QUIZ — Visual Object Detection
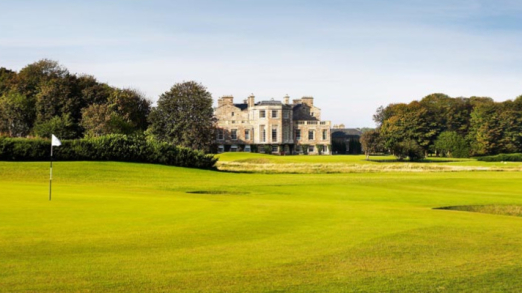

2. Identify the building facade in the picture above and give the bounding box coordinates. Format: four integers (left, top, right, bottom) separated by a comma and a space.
215, 95, 331, 154
331, 126, 363, 154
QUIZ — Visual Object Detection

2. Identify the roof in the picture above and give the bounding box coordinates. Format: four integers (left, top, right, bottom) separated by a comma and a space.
256, 100, 282, 106
234, 103, 248, 111
331, 128, 363, 138
292, 103, 318, 121
292, 103, 303, 110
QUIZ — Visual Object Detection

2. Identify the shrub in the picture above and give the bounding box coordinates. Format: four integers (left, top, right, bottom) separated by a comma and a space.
0, 135, 217, 169
0, 136, 49, 161
317, 144, 324, 155
302, 144, 309, 155
393, 139, 424, 162
434, 131, 470, 158
476, 153, 522, 162
263, 145, 272, 154
34, 114, 77, 139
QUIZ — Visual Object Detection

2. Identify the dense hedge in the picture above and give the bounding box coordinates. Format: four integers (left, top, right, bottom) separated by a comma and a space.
476, 153, 522, 162
0, 135, 217, 169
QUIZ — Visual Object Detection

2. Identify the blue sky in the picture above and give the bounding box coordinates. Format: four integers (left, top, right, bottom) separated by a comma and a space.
1, 0, 521, 127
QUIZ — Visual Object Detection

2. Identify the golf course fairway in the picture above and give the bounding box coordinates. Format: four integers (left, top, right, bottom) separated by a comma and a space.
1, 159, 522, 292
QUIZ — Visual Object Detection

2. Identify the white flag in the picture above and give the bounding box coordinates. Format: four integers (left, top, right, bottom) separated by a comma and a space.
51, 134, 62, 147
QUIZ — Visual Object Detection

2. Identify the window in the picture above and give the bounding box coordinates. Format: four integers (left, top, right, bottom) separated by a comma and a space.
309, 130, 314, 140
272, 145, 278, 153
218, 145, 224, 153
231, 129, 237, 140
272, 127, 277, 142
260, 110, 266, 118
260, 125, 266, 142
296, 129, 301, 140
244, 145, 251, 152
309, 145, 315, 153
231, 112, 235, 117
217, 129, 224, 140
245, 129, 250, 140
296, 145, 301, 153
283, 111, 289, 119
311, 112, 314, 116
322, 130, 327, 140
230, 145, 238, 152
272, 110, 278, 118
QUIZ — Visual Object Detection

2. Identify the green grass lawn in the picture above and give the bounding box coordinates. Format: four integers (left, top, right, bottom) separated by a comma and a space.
2, 159, 522, 292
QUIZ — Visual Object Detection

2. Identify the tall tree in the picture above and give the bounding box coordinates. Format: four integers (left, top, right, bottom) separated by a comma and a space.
360, 129, 382, 160
76, 75, 112, 106
379, 101, 431, 154
467, 102, 502, 155
433, 131, 470, 158
16, 59, 68, 99
0, 91, 35, 137
33, 114, 76, 139
81, 103, 135, 137
108, 88, 151, 131
0, 68, 17, 97
148, 81, 215, 152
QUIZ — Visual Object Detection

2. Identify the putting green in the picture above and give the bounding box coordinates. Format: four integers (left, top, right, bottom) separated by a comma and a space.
1, 160, 522, 292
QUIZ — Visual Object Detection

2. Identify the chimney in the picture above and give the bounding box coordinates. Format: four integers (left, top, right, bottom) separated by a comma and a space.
293, 99, 302, 105
301, 96, 314, 107
247, 94, 255, 108
283, 94, 290, 105
221, 95, 234, 105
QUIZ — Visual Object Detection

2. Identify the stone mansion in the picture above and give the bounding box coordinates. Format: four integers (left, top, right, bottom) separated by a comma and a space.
214, 95, 331, 154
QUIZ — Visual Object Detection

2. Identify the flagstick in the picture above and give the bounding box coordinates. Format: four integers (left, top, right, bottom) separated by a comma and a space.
49, 144, 53, 201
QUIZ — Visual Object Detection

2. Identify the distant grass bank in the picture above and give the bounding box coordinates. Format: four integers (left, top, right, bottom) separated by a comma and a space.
216, 153, 522, 173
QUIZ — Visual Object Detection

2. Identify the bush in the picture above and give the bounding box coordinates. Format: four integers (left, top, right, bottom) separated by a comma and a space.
434, 131, 470, 158
263, 145, 272, 154
316, 144, 323, 155
0, 135, 217, 169
476, 153, 522, 162
34, 114, 77, 139
0, 137, 49, 161
393, 139, 424, 162
302, 144, 309, 155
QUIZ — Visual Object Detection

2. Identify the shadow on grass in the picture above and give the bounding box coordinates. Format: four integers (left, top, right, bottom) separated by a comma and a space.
434, 205, 522, 217
186, 190, 250, 195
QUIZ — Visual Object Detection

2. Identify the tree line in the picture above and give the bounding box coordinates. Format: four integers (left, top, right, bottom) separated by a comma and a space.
0, 59, 215, 152
361, 93, 522, 160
